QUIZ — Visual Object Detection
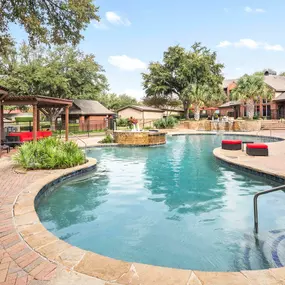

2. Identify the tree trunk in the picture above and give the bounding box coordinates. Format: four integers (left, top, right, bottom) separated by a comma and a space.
183, 101, 190, 120
246, 99, 255, 120
194, 104, 200, 121
49, 116, 57, 131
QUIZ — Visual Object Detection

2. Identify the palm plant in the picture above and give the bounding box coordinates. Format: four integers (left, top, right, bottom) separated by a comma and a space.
188, 85, 225, 121
231, 74, 273, 120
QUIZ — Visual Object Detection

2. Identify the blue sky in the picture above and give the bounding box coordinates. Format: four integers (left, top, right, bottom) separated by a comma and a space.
10, 0, 285, 99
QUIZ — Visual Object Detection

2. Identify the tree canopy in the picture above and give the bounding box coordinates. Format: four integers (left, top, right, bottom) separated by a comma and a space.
0, 43, 109, 128
0, 0, 99, 54
96, 93, 138, 111
142, 43, 224, 119
231, 74, 273, 119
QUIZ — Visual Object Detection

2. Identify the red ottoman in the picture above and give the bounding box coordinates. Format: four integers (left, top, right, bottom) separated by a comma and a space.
222, 140, 242, 150
246, 144, 268, 156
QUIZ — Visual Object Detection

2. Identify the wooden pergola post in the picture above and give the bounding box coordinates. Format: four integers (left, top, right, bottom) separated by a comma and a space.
33, 104, 37, 142
65, 106, 69, 141
0, 103, 3, 140
37, 109, 40, 131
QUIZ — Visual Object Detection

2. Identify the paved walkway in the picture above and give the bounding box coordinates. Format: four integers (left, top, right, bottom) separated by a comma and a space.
0, 158, 57, 284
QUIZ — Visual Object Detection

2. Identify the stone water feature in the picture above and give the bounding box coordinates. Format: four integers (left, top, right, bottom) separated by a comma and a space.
179, 120, 262, 132
114, 130, 166, 146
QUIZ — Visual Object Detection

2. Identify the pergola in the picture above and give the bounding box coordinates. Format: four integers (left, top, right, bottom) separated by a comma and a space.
0, 88, 73, 151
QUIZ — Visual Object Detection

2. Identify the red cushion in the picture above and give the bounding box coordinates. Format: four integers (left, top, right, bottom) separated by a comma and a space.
222, 140, 242, 145
247, 143, 268, 149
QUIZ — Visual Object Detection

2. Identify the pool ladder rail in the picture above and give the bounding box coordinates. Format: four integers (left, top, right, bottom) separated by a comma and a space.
254, 185, 285, 233
69, 132, 88, 157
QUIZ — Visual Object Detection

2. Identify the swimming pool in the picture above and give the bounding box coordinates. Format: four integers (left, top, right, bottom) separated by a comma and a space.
37, 135, 285, 272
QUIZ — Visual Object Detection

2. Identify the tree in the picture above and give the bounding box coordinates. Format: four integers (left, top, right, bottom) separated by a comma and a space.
189, 85, 225, 120
279, 72, 285, 76
231, 74, 273, 119
0, 0, 99, 55
142, 43, 224, 120
0, 43, 109, 129
96, 93, 138, 111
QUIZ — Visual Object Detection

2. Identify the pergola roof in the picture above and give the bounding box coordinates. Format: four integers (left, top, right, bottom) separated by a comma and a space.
1, 95, 73, 108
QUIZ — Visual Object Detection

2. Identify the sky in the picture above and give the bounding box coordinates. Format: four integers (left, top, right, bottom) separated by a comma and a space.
9, 0, 285, 100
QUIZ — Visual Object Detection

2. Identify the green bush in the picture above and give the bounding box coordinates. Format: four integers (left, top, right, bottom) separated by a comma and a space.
13, 137, 85, 170
116, 118, 129, 127
154, 116, 178, 129
15, 117, 33, 123
99, 134, 114, 144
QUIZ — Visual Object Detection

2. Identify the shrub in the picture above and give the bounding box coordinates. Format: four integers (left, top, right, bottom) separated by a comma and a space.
116, 118, 129, 127
15, 117, 33, 123
154, 116, 178, 129
13, 137, 85, 170
99, 134, 114, 144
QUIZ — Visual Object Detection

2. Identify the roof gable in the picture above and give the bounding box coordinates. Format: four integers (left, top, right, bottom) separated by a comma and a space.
71, 99, 114, 115
118, 105, 164, 112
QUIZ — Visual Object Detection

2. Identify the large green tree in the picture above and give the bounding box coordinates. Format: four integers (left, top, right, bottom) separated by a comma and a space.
142, 43, 224, 120
231, 74, 273, 119
0, 43, 109, 129
96, 93, 138, 111
0, 0, 99, 54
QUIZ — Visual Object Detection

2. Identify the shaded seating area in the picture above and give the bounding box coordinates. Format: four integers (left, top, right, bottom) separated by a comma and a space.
7, 131, 52, 143
221, 140, 242, 150
0, 88, 73, 157
246, 144, 269, 156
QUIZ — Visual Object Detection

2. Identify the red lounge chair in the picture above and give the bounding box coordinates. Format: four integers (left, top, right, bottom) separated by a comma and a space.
221, 140, 242, 150
246, 144, 268, 156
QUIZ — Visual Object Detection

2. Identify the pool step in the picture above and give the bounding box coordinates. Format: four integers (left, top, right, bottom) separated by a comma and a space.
239, 230, 285, 270
261, 229, 285, 268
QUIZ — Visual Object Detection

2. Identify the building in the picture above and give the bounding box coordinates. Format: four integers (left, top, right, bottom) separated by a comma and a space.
220, 71, 285, 119
117, 105, 164, 127
160, 106, 184, 117
61, 99, 114, 131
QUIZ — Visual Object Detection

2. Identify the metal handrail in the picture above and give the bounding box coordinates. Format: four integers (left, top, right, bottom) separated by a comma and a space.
254, 185, 285, 233
69, 132, 88, 154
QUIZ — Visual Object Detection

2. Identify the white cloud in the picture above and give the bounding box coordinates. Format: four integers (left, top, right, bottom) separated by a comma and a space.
264, 44, 284, 51
108, 55, 147, 71
93, 21, 109, 30
245, 6, 265, 13
217, 40, 232, 48
235, 39, 259, 49
124, 89, 145, 99
245, 6, 253, 13
256, 8, 265, 13
217, 39, 283, 51
106, 12, 131, 26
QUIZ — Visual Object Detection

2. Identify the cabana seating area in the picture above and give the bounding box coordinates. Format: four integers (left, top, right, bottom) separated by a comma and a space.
0, 87, 73, 157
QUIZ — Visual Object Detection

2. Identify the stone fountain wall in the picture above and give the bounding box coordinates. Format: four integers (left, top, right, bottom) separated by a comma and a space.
178, 120, 262, 132
114, 131, 166, 146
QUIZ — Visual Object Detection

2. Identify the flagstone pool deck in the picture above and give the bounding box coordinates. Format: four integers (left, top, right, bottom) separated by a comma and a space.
1, 130, 285, 284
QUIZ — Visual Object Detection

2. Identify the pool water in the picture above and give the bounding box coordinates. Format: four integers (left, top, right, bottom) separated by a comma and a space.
37, 135, 285, 272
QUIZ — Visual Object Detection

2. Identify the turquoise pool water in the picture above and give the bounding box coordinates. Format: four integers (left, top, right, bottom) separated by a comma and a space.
37, 135, 285, 272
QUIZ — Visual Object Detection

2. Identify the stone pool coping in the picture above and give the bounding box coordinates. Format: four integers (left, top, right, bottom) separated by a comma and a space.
213, 139, 285, 183
12, 141, 285, 284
